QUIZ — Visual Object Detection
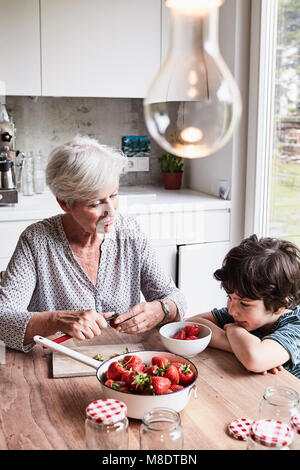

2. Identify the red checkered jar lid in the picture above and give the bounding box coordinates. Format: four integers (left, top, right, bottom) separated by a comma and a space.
250, 419, 293, 448
86, 399, 127, 425
228, 418, 254, 441
291, 413, 300, 435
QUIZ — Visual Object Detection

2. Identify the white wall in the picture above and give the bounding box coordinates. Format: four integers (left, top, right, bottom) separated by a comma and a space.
186, 0, 251, 246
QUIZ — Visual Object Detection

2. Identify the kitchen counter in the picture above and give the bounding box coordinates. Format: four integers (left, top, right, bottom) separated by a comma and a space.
0, 186, 231, 222
0, 328, 299, 450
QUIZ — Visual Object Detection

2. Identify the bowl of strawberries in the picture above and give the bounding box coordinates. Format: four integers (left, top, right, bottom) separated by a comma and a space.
96, 350, 198, 419
159, 321, 212, 358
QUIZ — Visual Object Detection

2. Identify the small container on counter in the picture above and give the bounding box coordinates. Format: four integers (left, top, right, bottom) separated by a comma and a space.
140, 407, 184, 450
85, 398, 129, 450
33, 151, 45, 194
21, 154, 34, 196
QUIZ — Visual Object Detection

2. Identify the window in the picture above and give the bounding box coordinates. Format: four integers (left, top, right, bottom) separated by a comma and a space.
269, 0, 300, 247
245, 0, 300, 248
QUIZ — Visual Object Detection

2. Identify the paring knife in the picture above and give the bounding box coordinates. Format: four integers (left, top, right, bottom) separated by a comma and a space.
42, 314, 118, 348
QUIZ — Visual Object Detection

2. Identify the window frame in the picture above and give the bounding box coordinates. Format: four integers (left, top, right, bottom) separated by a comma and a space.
244, 0, 279, 237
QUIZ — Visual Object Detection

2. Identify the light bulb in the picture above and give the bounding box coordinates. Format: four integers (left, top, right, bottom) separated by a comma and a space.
144, 0, 242, 159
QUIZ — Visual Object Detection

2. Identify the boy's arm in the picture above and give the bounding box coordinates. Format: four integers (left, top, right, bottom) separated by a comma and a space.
224, 323, 290, 373
185, 312, 233, 352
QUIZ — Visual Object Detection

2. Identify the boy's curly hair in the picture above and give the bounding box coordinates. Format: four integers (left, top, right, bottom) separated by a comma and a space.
214, 235, 300, 311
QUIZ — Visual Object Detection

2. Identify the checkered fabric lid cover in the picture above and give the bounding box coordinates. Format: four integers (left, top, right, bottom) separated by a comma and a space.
228, 418, 254, 441
291, 413, 300, 435
250, 419, 293, 448
86, 399, 127, 425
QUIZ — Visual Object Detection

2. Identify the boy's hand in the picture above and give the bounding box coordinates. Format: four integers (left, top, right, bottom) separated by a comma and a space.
261, 365, 284, 375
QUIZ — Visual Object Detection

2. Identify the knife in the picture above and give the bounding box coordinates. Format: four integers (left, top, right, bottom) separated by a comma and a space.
42, 314, 118, 348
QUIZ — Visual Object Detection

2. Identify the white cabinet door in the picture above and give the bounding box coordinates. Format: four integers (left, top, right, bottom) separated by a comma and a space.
154, 244, 177, 282
178, 241, 230, 316
140, 243, 177, 303
41, 0, 161, 97
0, 0, 41, 95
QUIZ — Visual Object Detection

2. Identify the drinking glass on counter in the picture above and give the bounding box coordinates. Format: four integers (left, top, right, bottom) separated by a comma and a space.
140, 407, 184, 450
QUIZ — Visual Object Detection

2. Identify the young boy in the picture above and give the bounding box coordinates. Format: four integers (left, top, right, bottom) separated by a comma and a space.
188, 235, 300, 378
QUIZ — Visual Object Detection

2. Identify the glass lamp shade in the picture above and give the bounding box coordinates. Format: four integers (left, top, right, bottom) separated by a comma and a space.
143, 0, 242, 159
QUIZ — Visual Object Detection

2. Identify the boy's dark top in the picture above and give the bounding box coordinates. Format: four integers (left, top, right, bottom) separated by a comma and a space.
212, 305, 300, 379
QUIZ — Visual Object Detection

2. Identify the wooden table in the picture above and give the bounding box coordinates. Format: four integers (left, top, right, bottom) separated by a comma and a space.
0, 328, 299, 450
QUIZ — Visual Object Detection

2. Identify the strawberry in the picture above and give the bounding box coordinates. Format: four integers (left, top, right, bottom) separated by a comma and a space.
170, 384, 184, 392
171, 361, 185, 370
123, 354, 143, 364
172, 329, 186, 340
178, 364, 195, 386
105, 379, 130, 393
127, 370, 150, 392
185, 335, 199, 340
106, 361, 126, 380
184, 324, 200, 337
123, 355, 144, 371
120, 369, 131, 383
152, 356, 170, 368
109, 313, 120, 328
163, 363, 180, 385
144, 364, 160, 376
150, 376, 171, 394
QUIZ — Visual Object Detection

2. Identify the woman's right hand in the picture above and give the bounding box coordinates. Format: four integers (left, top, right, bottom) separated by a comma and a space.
55, 309, 110, 340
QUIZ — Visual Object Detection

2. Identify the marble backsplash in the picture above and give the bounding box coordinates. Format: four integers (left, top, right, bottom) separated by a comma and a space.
5, 96, 175, 187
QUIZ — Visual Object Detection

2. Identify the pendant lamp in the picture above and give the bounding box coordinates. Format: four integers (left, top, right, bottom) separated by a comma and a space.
144, 0, 242, 159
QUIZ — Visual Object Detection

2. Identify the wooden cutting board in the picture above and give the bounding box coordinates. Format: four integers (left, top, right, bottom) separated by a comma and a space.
52, 343, 145, 378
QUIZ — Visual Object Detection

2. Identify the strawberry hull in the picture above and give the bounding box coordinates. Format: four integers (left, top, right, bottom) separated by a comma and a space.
97, 350, 198, 420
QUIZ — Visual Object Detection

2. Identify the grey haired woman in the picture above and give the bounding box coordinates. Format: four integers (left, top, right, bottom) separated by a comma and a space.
0, 136, 186, 352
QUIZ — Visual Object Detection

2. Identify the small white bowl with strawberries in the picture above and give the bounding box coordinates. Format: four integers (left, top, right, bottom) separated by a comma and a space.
97, 350, 198, 419
159, 321, 212, 358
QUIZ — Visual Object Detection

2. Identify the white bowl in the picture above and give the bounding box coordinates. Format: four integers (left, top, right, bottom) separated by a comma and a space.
96, 350, 198, 420
159, 322, 212, 358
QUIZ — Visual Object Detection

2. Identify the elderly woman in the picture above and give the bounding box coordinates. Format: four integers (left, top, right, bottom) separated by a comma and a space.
0, 136, 186, 352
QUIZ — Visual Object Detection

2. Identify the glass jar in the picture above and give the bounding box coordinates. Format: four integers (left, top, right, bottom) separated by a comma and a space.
85, 399, 129, 450
259, 387, 299, 424
247, 387, 300, 450
140, 407, 184, 450
247, 419, 293, 450
21, 154, 34, 196
33, 151, 45, 194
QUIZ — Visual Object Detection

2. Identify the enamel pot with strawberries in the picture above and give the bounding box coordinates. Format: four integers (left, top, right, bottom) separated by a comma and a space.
97, 350, 198, 419
33, 336, 198, 420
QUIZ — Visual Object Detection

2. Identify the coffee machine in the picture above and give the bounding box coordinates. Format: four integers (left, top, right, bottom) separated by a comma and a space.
0, 98, 23, 205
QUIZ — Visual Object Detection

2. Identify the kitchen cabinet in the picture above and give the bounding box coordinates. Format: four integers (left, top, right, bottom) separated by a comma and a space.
0, 0, 41, 96
134, 201, 230, 315
178, 242, 230, 315
40, 0, 161, 97
0, 0, 161, 98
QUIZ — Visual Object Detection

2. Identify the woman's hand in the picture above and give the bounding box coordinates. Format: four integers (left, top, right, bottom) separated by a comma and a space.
103, 301, 164, 334
55, 309, 109, 340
